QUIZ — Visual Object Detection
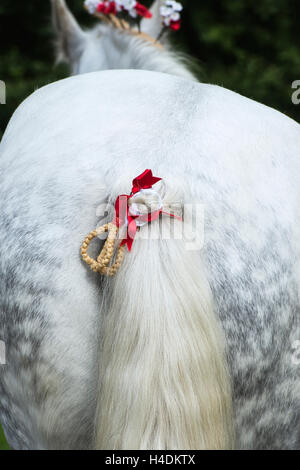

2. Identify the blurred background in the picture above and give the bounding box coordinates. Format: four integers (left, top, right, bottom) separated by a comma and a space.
0, 0, 299, 450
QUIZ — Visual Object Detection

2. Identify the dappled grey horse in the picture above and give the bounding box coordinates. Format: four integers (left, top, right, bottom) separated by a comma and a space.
0, 0, 299, 449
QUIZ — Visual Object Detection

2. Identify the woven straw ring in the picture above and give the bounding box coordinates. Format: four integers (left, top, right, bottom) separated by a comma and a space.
81, 223, 126, 277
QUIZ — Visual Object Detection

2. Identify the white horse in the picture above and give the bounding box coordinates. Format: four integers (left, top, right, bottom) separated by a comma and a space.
0, 0, 299, 450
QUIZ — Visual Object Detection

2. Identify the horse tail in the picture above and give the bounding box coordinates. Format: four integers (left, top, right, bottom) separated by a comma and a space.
94, 180, 235, 449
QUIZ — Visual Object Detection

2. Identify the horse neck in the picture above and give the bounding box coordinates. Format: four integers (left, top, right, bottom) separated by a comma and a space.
134, 44, 195, 80
97, 27, 196, 81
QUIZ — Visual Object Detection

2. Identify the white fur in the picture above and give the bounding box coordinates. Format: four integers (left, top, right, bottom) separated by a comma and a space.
1, 65, 299, 450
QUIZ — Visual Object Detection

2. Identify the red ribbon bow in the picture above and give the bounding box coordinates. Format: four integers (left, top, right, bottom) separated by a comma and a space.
113, 169, 178, 252
131, 169, 162, 195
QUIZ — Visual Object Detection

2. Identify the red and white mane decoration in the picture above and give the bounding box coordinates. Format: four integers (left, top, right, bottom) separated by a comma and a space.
84, 0, 183, 38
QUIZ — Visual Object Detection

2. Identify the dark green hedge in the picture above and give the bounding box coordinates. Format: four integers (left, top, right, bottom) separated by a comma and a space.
0, 0, 299, 136
0, 425, 9, 450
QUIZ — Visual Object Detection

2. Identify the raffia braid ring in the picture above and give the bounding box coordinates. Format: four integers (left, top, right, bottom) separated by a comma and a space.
81, 223, 126, 277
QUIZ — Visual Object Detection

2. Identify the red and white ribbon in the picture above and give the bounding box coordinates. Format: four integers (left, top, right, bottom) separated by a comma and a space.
113, 169, 181, 251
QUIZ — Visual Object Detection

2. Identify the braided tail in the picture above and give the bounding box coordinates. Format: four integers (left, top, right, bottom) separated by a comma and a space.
92, 183, 234, 449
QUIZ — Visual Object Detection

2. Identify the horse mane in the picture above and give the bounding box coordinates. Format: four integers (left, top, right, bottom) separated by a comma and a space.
84, 23, 197, 80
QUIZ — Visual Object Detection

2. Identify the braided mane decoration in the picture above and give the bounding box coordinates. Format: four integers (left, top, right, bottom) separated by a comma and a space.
88, 8, 163, 48
84, 1, 183, 48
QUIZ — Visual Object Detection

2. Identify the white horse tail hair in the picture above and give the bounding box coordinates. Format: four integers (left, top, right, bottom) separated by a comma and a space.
95, 179, 235, 450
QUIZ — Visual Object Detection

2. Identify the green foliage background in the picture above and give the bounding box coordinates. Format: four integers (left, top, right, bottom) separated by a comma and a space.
0, 426, 9, 450
0, 0, 299, 449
